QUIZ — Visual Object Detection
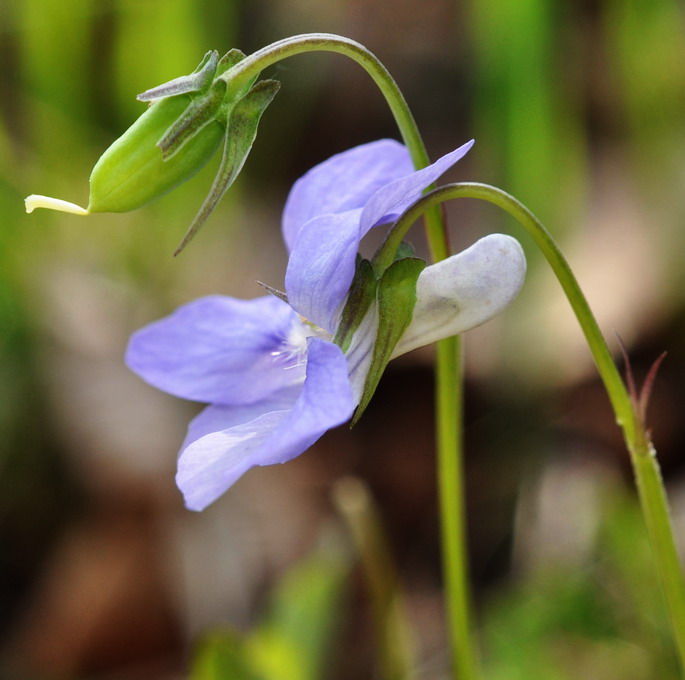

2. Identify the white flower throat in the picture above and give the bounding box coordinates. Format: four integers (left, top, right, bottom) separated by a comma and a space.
270, 317, 331, 370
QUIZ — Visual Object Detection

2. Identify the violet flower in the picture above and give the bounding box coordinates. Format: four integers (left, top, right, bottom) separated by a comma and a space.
126, 140, 526, 510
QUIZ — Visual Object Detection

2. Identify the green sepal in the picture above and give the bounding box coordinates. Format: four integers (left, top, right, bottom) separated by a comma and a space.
193, 50, 218, 74
174, 79, 280, 255
216, 50, 261, 116
36, 50, 258, 217
151, 48, 259, 160
137, 50, 220, 101
157, 79, 228, 159
352, 257, 426, 425
333, 257, 377, 353
393, 240, 416, 262
216, 48, 248, 76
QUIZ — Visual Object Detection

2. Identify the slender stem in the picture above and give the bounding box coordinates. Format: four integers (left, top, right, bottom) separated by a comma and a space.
218, 33, 478, 678
633, 442, 685, 667
218, 33, 450, 259
437, 335, 480, 680
376, 182, 635, 436
379, 181, 685, 674
219, 36, 425, 163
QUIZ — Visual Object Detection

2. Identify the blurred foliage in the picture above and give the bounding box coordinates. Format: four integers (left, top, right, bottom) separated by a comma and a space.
1, 0, 684, 677
192, 478, 682, 680
190, 548, 348, 680
482, 486, 680, 680
471, 0, 586, 232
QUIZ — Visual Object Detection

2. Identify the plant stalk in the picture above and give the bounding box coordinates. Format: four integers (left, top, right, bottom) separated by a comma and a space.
378, 181, 685, 675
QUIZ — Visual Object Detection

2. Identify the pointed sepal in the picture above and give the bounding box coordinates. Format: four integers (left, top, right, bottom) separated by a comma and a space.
392, 240, 416, 262
157, 79, 228, 159
334, 258, 377, 353
25, 50, 258, 218
352, 257, 426, 424
216, 49, 248, 76
256, 281, 289, 303
174, 79, 280, 255
137, 50, 220, 102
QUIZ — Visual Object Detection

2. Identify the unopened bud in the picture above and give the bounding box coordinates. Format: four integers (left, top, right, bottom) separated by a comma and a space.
25, 48, 278, 254
87, 92, 225, 213
25, 52, 228, 217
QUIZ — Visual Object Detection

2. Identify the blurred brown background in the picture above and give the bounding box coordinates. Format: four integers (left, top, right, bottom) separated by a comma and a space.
1, 0, 685, 678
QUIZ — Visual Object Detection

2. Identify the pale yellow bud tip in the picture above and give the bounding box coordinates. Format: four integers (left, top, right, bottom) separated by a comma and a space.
25, 195, 89, 216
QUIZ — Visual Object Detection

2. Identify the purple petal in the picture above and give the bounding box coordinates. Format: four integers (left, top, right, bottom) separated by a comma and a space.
358, 139, 474, 238
282, 139, 413, 252
126, 295, 309, 406
176, 338, 355, 510
285, 210, 362, 331
284, 141, 474, 330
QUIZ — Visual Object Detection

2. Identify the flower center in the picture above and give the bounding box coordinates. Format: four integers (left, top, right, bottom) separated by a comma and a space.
270, 317, 331, 370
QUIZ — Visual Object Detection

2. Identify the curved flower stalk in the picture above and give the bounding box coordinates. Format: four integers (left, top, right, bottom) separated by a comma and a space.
126, 140, 526, 510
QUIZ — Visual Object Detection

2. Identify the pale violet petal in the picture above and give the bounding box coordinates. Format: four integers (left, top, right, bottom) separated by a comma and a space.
284, 141, 474, 331
282, 139, 413, 252
176, 397, 296, 511
285, 210, 362, 332
177, 339, 355, 511
180, 388, 301, 449
392, 234, 526, 357
126, 295, 309, 406
358, 140, 474, 237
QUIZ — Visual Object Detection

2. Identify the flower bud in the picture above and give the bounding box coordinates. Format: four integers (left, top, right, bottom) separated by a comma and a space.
25, 92, 225, 216
25, 48, 278, 252
87, 93, 225, 213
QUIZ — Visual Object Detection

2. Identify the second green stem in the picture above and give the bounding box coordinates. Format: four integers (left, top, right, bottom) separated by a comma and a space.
377, 181, 685, 676
437, 336, 480, 680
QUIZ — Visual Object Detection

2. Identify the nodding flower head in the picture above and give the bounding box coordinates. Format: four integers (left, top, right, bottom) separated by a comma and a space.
126, 139, 526, 510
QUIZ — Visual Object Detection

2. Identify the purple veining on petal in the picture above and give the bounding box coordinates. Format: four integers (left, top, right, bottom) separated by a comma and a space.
285, 210, 362, 332
126, 294, 310, 406
125, 137, 528, 513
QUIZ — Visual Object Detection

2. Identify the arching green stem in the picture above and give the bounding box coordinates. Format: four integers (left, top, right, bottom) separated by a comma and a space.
218, 33, 450, 259
218, 34, 479, 680
376, 182, 685, 673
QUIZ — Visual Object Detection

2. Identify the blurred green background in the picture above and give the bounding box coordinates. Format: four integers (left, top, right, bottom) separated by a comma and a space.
1, 0, 685, 678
